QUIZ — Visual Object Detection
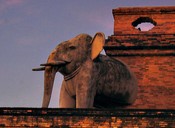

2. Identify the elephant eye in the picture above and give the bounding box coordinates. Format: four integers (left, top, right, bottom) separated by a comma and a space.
69, 45, 76, 50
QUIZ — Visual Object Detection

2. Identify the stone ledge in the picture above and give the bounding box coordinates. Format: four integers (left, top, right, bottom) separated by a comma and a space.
0, 108, 174, 117
0, 108, 175, 127
106, 34, 175, 47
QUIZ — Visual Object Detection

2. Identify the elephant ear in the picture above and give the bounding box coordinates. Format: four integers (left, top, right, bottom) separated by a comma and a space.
91, 32, 105, 60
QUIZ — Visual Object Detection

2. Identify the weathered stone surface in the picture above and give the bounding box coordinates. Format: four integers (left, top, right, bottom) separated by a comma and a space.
34, 32, 138, 108
105, 6, 175, 109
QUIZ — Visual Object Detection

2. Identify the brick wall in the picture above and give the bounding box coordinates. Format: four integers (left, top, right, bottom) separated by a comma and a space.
0, 108, 174, 127
112, 6, 175, 34
105, 6, 175, 109
117, 56, 175, 109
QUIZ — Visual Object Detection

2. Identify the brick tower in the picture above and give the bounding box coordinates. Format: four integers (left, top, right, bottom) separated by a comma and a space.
105, 6, 175, 109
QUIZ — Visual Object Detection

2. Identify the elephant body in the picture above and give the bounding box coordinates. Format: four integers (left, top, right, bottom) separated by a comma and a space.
59, 55, 137, 108
33, 32, 138, 108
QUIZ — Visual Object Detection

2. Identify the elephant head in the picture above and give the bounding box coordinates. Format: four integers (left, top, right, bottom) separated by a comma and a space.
33, 32, 105, 107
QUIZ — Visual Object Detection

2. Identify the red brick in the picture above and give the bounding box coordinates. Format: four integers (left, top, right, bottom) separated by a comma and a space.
105, 6, 175, 109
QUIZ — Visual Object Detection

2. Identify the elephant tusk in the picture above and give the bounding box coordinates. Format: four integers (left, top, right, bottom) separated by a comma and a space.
32, 67, 45, 71
40, 60, 68, 66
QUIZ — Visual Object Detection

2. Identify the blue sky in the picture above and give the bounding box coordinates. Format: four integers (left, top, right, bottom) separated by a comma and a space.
0, 0, 175, 107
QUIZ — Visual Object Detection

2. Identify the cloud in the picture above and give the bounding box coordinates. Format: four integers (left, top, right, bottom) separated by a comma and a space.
0, 19, 6, 25
89, 15, 113, 30
80, 11, 113, 31
136, 23, 155, 31
6, 0, 23, 5
0, 17, 21, 26
0, 0, 24, 12
0, 0, 26, 26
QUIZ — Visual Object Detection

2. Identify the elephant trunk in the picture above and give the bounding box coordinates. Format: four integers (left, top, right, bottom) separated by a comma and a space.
42, 66, 56, 108
32, 60, 68, 107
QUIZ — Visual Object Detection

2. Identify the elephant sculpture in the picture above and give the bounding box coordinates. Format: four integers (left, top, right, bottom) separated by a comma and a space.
33, 32, 138, 108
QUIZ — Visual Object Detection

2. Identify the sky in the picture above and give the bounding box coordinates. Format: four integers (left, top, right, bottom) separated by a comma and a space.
0, 0, 175, 108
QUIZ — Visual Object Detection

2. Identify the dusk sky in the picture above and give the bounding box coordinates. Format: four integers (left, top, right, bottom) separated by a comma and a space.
0, 0, 175, 108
